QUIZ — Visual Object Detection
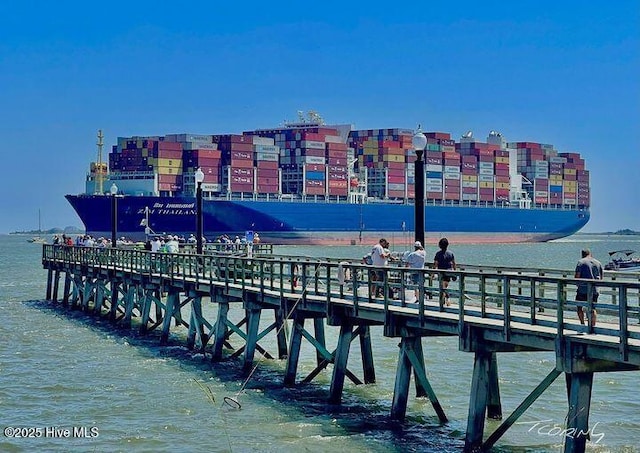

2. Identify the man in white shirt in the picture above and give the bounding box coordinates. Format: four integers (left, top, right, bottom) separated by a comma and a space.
405, 241, 426, 301
369, 238, 390, 297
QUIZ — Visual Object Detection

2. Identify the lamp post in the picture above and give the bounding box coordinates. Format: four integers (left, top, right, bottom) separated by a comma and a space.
110, 183, 118, 248
195, 167, 205, 254
412, 127, 427, 247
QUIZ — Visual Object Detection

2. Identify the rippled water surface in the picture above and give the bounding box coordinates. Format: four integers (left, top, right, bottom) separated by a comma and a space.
1, 234, 639, 452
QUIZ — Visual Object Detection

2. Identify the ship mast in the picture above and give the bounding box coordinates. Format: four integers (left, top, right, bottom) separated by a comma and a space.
96, 129, 104, 194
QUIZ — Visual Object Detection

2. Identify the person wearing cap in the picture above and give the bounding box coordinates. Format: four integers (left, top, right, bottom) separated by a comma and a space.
405, 241, 426, 301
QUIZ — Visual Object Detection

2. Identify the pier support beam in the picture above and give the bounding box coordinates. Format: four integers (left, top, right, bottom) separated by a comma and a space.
391, 334, 447, 422
212, 302, 230, 361
274, 308, 288, 359
284, 314, 305, 387
465, 350, 491, 451
328, 323, 354, 404
564, 372, 594, 453
244, 308, 262, 372
487, 352, 503, 420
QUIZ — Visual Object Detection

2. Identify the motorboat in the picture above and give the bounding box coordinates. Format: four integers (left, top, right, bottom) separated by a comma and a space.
604, 250, 640, 272
27, 236, 48, 244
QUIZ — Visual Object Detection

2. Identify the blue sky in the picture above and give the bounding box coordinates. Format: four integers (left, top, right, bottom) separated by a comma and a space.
0, 1, 638, 233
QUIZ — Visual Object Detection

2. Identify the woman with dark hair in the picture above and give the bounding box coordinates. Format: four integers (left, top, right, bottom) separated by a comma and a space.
434, 237, 456, 306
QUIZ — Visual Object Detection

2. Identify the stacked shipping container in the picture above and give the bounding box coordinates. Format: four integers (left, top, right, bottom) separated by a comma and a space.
104, 125, 590, 210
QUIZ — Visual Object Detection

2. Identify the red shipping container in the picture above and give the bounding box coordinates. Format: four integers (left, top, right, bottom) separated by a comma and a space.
462, 187, 477, 194
517, 142, 541, 149
305, 180, 325, 187
306, 164, 326, 172
158, 141, 182, 151
257, 168, 278, 178
256, 185, 279, 194
154, 149, 183, 159
300, 132, 325, 141
387, 190, 405, 198
426, 191, 443, 200
230, 183, 254, 192
301, 148, 325, 157
158, 174, 179, 183
479, 194, 494, 201
203, 174, 219, 183
257, 161, 278, 169
425, 132, 451, 140
190, 157, 221, 168
231, 175, 254, 184
329, 173, 347, 180
384, 161, 405, 170
328, 149, 348, 158
326, 142, 348, 151
329, 180, 347, 188
230, 159, 254, 169
306, 187, 325, 195
257, 177, 278, 185
329, 187, 349, 196
328, 165, 347, 173
328, 158, 346, 166
230, 151, 253, 160
214, 134, 252, 144
231, 167, 253, 177
387, 176, 405, 184
445, 192, 460, 200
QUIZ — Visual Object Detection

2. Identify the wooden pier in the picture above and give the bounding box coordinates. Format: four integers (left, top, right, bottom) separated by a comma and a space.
41, 245, 640, 452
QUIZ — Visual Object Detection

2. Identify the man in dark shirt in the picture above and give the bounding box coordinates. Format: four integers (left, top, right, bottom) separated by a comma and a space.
434, 237, 456, 306
574, 248, 603, 326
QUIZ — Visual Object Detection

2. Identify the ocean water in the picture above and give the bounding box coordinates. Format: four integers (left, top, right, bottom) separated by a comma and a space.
1, 233, 639, 452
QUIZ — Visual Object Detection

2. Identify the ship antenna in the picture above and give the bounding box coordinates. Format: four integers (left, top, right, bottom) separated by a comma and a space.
96, 129, 104, 194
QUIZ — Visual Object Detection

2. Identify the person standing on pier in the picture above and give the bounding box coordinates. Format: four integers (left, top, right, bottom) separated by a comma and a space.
405, 241, 426, 301
575, 248, 603, 326
370, 238, 390, 298
434, 237, 456, 306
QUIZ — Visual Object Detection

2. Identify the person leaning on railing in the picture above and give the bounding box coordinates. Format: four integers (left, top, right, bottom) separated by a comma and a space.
574, 248, 603, 327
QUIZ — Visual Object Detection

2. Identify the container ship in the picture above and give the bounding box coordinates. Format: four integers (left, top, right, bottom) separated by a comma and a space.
66, 112, 590, 245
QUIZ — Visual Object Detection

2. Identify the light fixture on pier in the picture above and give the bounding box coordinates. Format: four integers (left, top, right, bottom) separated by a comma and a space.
412, 126, 427, 247
195, 168, 205, 254
110, 183, 119, 248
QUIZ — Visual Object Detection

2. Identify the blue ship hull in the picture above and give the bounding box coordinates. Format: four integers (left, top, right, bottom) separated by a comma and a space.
66, 194, 589, 244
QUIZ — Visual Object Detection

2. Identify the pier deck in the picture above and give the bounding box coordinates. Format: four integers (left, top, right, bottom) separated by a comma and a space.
41, 245, 640, 453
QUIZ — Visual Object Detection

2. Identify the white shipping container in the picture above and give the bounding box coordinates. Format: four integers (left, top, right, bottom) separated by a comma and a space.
479, 168, 495, 175
256, 152, 279, 162
426, 164, 443, 172
426, 178, 443, 186
182, 142, 218, 150
406, 169, 415, 177
462, 193, 478, 201
254, 144, 279, 153
301, 140, 326, 150
324, 135, 343, 144
166, 134, 213, 143
388, 183, 404, 191
478, 162, 494, 169
479, 175, 494, 182
462, 181, 478, 188
444, 166, 460, 173
304, 156, 326, 164
444, 173, 460, 180
202, 183, 222, 192
426, 185, 443, 192
252, 136, 275, 146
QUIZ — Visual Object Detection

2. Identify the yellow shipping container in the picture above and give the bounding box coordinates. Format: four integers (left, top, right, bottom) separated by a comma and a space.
383, 154, 405, 162
496, 182, 509, 189
151, 158, 183, 168
157, 166, 183, 175
563, 180, 577, 188
564, 168, 576, 175
462, 174, 478, 181
495, 156, 509, 164
479, 181, 494, 188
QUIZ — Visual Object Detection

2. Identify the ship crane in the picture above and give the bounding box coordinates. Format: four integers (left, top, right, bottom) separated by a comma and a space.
347, 158, 367, 204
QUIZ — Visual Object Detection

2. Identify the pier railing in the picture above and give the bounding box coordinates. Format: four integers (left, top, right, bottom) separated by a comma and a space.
43, 245, 640, 354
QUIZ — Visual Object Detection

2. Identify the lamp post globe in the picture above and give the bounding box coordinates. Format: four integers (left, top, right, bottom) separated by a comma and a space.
412, 128, 427, 247
195, 168, 205, 254
110, 183, 119, 248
